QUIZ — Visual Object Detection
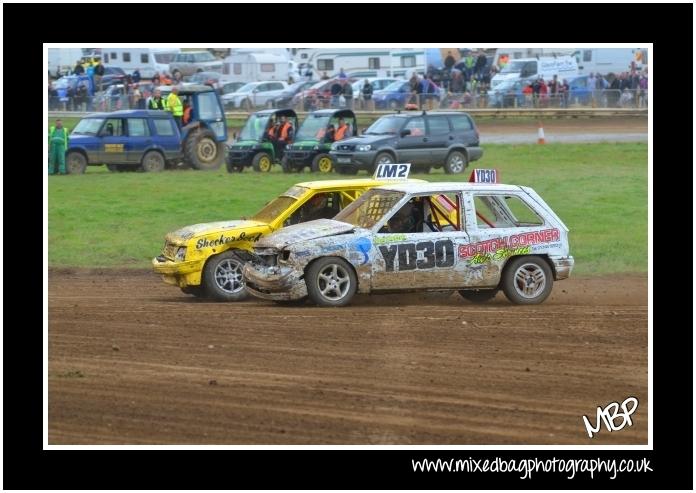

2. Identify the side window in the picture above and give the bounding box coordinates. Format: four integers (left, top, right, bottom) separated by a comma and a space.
428, 117, 450, 135
286, 192, 341, 225
101, 118, 123, 137
153, 119, 176, 136
127, 118, 150, 137
449, 115, 472, 131
140, 53, 148, 63
383, 194, 461, 234
256, 84, 267, 92
472, 195, 543, 229
233, 63, 242, 75
404, 117, 425, 136
271, 83, 284, 91
122, 52, 131, 63
110, 52, 117, 60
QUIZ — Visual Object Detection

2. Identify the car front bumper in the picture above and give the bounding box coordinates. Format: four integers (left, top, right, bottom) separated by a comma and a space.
152, 255, 204, 287
329, 150, 377, 171
550, 255, 574, 280
243, 262, 307, 301
227, 148, 255, 166
284, 150, 316, 166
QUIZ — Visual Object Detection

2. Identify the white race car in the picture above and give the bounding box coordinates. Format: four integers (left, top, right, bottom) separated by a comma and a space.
243, 166, 574, 306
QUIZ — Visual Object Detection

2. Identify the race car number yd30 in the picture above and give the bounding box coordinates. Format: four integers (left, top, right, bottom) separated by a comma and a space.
243, 170, 575, 306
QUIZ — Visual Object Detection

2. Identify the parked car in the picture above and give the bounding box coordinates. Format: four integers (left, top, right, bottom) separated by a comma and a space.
486, 79, 530, 108
220, 81, 246, 96
351, 77, 400, 99
99, 66, 127, 90
291, 78, 357, 110
169, 51, 223, 78
371, 80, 412, 110
152, 175, 424, 301
329, 111, 482, 174
189, 71, 224, 88
243, 177, 574, 306
221, 81, 288, 110
266, 80, 315, 109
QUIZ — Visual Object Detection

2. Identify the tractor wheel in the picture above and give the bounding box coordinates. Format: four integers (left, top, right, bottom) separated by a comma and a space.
184, 128, 224, 170
311, 153, 334, 173
252, 152, 273, 172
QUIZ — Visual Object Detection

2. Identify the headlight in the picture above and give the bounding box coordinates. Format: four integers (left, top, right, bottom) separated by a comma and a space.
286, 144, 292, 150
357, 144, 371, 152
175, 247, 187, 261
330, 143, 338, 151
313, 145, 319, 150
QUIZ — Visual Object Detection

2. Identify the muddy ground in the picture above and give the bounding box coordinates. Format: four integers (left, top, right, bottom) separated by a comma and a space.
48, 270, 648, 445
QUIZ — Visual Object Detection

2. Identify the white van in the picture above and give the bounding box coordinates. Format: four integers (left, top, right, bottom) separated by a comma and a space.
103, 48, 181, 78
572, 48, 646, 76
222, 52, 289, 83
491, 56, 578, 87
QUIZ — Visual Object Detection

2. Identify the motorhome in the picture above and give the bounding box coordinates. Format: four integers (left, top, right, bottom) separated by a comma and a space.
572, 48, 647, 75
491, 55, 578, 87
102, 48, 181, 78
48, 48, 84, 78
222, 52, 289, 83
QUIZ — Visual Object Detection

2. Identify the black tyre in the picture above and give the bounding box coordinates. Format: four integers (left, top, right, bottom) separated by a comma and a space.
141, 150, 166, 172
202, 251, 249, 302
306, 257, 357, 307
184, 129, 224, 170
181, 286, 205, 297
501, 256, 554, 305
196, 68, 203, 73
66, 151, 87, 174
373, 151, 395, 168
252, 152, 273, 172
311, 153, 334, 173
458, 289, 498, 303
444, 150, 467, 174
336, 166, 358, 175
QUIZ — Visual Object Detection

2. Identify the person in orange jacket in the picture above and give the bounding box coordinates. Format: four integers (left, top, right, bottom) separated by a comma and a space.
334, 117, 349, 140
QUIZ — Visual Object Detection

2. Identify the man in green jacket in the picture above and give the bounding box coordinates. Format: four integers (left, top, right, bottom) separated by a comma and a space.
48, 119, 69, 175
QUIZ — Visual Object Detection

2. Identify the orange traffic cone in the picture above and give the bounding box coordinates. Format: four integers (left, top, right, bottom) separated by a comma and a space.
537, 121, 546, 144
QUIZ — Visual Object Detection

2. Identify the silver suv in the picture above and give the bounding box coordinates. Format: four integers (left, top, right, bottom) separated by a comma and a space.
169, 51, 223, 78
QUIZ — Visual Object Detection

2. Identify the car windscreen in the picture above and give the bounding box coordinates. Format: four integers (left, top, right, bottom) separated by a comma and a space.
197, 91, 223, 120
333, 190, 405, 229
72, 118, 105, 135
251, 194, 301, 223
193, 52, 216, 62
239, 114, 270, 141
363, 116, 403, 135
295, 115, 331, 141
382, 80, 406, 91
235, 83, 255, 94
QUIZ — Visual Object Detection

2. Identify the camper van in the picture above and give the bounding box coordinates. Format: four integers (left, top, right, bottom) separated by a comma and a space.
491, 55, 578, 87
222, 52, 289, 83
572, 48, 647, 76
48, 48, 84, 78
103, 48, 181, 78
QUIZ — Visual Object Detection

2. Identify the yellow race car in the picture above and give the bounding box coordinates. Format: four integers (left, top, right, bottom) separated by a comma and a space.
153, 176, 424, 301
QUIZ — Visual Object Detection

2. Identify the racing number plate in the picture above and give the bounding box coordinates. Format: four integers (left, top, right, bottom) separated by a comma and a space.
337, 157, 351, 163
104, 143, 124, 153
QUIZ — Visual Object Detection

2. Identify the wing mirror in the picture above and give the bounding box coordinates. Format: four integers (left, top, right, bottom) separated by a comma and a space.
400, 129, 411, 138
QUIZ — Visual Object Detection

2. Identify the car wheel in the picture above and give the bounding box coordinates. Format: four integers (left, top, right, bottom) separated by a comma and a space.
252, 152, 273, 172
184, 129, 224, 170
501, 256, 553, 305
202, 251, 249, 302
444, 150, 467, 174
196, 68, 203, 73
306, 257, 357, 307
311, 153, 333, 173
458, 289, 498, 303
373, 152, 394, 168
66, 151, 87, 174
141, 150, 165, 172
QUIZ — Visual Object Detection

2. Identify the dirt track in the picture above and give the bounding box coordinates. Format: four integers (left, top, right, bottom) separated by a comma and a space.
49, 270, 648, 445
